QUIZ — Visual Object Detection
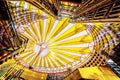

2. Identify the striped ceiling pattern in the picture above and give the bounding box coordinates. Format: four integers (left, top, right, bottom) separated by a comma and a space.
10, 1, 94, 73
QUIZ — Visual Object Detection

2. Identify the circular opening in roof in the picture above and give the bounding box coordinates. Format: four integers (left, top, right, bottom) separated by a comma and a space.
34, 42, 49, 57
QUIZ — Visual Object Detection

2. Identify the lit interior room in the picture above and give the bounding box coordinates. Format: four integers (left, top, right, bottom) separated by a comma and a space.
0, 0, 120, 80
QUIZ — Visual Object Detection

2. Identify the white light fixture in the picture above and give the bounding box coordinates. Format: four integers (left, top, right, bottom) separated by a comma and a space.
34, 42, 49, 57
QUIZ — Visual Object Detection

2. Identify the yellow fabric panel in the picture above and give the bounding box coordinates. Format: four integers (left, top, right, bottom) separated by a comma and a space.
50, 35, 93, 46
50, 47, 90, 54
19, 1, 25, 7
37, 19, 44, 41
30, 22, 40, 41
52, 50, 79, 61
53, 23, 86, 42
45, 18, 56, 40
50, 18, 70, 38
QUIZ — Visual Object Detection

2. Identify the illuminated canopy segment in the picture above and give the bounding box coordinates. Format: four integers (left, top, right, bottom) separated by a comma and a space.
15, 18, 93, 73
34, 42, 49, 58
10, 1, 93, 73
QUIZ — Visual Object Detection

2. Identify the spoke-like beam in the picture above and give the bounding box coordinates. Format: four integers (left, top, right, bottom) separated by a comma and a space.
49, 30, 87, 45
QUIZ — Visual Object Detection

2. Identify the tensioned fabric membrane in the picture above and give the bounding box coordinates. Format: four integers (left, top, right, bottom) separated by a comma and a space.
8, 1, 115, 73
16, 17, 94, 73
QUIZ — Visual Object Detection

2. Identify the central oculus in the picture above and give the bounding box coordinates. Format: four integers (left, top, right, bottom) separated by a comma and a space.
34, 42, 49, 57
